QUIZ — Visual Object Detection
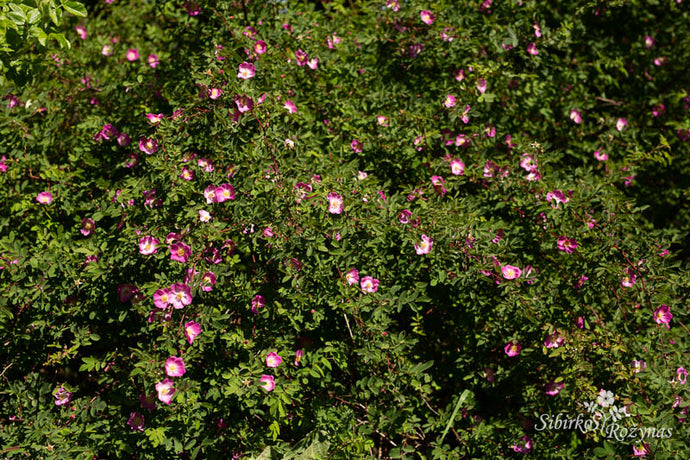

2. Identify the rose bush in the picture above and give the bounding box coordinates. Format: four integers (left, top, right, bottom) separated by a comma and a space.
1, 0, 689, 458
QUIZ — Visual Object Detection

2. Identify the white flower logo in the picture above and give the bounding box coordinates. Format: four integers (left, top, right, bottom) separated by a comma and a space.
597, 389, 615, 408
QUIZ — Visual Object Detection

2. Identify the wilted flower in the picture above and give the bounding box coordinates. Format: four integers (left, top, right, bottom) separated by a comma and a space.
399, 209, 412, 224
251, 295, 266, 313
80, 218, 95, 236
631, 360, 646, 373
54, 387, 72, 406
545, 381, 564, 396
127, 412, 145, 431
544, 330, 564, 349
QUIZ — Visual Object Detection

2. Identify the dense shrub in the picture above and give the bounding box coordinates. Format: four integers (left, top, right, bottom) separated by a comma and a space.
1, 0, 689, 458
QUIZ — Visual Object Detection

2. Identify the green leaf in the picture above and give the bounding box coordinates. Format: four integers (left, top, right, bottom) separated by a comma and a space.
62, 1, 88, 17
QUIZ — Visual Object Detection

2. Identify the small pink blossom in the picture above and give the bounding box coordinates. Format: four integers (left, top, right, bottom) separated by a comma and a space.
75, 26, 87, 40
147, 54, 159, 68
294, 349, 303, 366
237, 62, 255, 79
139, 138, 158, 154
170, 242, 191, 263
307, 58, 319, 69
460, 104, 471, 124
677, 367, 687, 385
284, 100, 297, 113
454, 69, 465, 82
255, 40, 267, 54
126, 48, 139, 61
654, 304, 672, 329
501, 265, 521, 280
526, 42, 539, 55
345, 268, 359, 286
204, 185, 217, 204
180, 167, 194, 181
450, 159, 465, 175
251, 295, 266, 314
444, 94, 456, 108
155, 379, 176, 405
216, 183, 235, 201
414, 234, 433, 255
570, 109, 583, 124
557, 236, 578, 253
545, 381, 564, 396
266, 352, 282, 368
169, 283, 192, 309
199, 210, 211, 222
327, 192, 344, 214
377, 115, 389, 126
235, 94, 253, 113
633, 444, 649, 457
295, 49, 308, 66
534, 22, 542, 38
546, 189, 570, 208
351, 139, 363, 153
616, 117, 628, 132
360, 276, 379, 293
621, 269, 637, 287
36, 191, 53, 204
399, 209, 412, 224
476, 78, 487, 94
420, 10, 434, 25
644, 35, 655, 49
185, 321, 202, 344
594, 149, 608, 161
209, 88, 223, 100
260, 375, 275, 392
504, 340, 522, 357
153, 288, 172, 309
165, 356, 186, 377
